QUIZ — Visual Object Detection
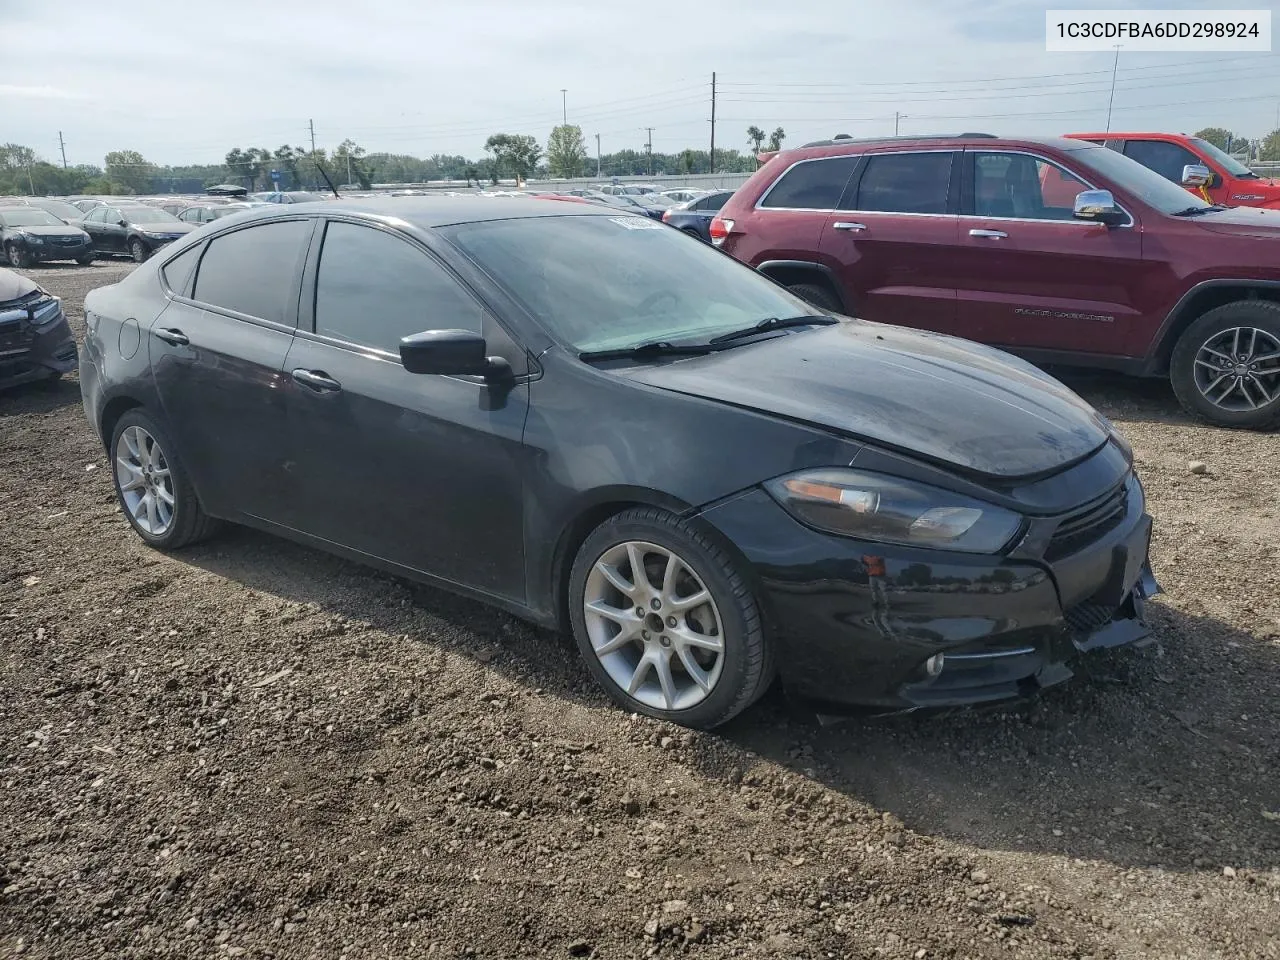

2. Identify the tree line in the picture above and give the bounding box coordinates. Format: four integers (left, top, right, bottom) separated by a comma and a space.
5, 124, 1277, 196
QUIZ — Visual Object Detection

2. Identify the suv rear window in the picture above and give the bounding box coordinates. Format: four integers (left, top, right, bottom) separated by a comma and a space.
855, 152, 954, 214
760, 156, 858, 210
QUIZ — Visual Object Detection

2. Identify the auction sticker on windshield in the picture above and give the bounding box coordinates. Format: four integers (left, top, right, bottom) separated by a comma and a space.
1046, 9, 1270, 50
608, 217, 664, 230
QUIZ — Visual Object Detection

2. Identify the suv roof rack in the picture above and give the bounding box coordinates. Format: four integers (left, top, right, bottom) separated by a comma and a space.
799, 132, 997, 148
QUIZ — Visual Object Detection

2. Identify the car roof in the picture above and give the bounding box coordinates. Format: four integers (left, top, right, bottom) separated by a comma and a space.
221, 195, 625, 228
1065, 131, 1190, 140
778, 134, 1099, 161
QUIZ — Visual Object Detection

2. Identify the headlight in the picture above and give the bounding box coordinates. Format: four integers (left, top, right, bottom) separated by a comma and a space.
764, 469, 1023, 553
22, 232, 43, 245
30, 296, 63, 328
1096, 415, 1133, 463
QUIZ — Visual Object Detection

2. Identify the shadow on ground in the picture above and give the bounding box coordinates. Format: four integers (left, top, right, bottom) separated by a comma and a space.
178, 522, 1280, 878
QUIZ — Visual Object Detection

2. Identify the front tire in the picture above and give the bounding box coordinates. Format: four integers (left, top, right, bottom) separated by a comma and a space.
76, 255, 95, 266
129, 239, 150, 263
110, 410, 219, 549
568, 507, 773, 729
1170, 301, 1280, 429
6, 242, 31, 269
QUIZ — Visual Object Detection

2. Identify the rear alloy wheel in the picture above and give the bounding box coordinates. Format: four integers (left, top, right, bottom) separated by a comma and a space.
129, 239, 150, 263
6, 242, 30, 269
110, 410, 218, 549
1170, 301, 1280, 428
569, 508, 773, 729
787, 281, 841, 313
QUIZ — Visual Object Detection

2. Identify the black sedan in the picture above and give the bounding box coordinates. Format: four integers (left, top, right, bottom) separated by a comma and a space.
0, 207, 94, 266
24, 197, 89, 224
0, 267, 77, 389
661, 190, 734, 242
77, 204, 195, 262
79, 198, 1157, 729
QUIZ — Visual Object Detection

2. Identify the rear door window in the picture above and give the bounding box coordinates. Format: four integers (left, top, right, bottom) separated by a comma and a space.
192, 219, 310, 324
1122, 139, 1201, 183
760, 156, 858, 209
854, 152, 954, 214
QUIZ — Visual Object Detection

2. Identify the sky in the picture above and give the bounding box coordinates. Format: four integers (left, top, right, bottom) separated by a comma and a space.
4, 0, 1279, 168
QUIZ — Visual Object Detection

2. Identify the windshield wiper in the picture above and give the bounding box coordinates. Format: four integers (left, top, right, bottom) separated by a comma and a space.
708, 314, 838, 344
578, 339, 717, 362
1170, 205, 1223, 217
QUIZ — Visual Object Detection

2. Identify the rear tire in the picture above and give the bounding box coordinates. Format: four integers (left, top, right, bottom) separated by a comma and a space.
129, 239, 150, 263
109, 409, 220, 549
1170, 300, 1280, 429
787, 281, 841, 314
6, 242, 30, 269
569, 507, 774, 730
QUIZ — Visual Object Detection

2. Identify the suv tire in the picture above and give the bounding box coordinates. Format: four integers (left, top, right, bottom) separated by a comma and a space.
1170, 300, 1280, 429
787, 281, 841, 313
568, 507, 774, 729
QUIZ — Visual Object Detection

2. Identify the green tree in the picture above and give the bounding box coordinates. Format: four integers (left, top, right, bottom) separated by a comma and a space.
767, 127, 786, 152
104, 150, 153, 194
484, 133, 542, 184
746, 125, 766, 154
272, 145, 309, 189
332, 138, 372, 188
680, 149, 696, 174
545, 124, 587, 178
1193, 127, 1241, 152
1260, 129, 1280, 161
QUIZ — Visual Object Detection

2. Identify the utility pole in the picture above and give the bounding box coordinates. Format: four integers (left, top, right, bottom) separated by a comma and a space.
346, 153, 352, 187
1105, 45, 1122, 132
595, 133, 601, 178
309, 118, 317, 154
560, 89, 568, 126
709, 71, 717, 174
894, 111, 902, 135
645, 127, 654, 176
57, 131, 67, 169
26, 162, 35, 195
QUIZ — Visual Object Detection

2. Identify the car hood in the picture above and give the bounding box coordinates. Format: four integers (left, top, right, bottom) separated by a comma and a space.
619, 321, 1109, 480
131, 222, 195, 234
10, 225, 88, 238
1193, 204, 1280, 237
0, 268, 39, 302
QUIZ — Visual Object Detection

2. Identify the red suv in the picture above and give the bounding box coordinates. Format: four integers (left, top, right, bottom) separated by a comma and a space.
1065, 132, 1280, 209
712, 134, 1280, 428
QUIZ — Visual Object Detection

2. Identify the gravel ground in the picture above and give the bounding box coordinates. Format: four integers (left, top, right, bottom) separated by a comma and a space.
2, 262, 1278, 960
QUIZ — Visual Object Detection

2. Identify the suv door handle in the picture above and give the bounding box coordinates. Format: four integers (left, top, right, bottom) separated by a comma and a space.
291, 368, 342, 392
968, 228, 1007, 239
832, 221, 867, 232
154, 328, 189, 346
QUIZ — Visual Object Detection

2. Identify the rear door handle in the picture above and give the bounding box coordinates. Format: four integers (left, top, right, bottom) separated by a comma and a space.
154, 328, 189, 346
291, 368, 342, 392
969, 228, 1007, 239
832, 221, 867, 232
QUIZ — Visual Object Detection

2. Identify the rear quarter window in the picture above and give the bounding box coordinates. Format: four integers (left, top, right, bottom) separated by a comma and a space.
760, 156, 859, 210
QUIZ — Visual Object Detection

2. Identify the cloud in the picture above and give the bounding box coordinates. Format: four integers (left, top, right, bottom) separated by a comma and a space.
0, 84, 84, 100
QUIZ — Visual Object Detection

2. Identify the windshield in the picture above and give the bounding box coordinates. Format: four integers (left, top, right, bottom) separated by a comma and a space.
444, 214, 820, 354
286, 192, 322, 202
123, 206, 182, 224
0, 209, 64, 227
29, 199, 83, 221
1189, 137, 1255, 178
1069, 145, 1212, 215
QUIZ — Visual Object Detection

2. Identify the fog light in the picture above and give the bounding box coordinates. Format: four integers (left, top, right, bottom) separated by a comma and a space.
925, 653, 945, 678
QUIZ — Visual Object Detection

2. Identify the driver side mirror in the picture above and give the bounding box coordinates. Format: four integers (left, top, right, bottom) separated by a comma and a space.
400, 329, 512, 380
1072, 189, 1127, 226
117, 218, 128, 227
1181, 163, 1213, 188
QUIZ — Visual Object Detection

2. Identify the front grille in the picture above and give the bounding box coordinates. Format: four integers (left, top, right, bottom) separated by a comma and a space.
1063, 601, 1117, 633
1045, 482, 1128, 562
49, 237, 84, 246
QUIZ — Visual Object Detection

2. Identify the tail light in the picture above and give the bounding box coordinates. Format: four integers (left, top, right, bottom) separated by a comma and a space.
709, 216, 735, 247
661, 209, 671, 223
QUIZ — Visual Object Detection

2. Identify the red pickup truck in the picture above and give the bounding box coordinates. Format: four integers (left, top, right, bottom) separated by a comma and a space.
1065, 132, 1280, 209
713, 133, 1280, 428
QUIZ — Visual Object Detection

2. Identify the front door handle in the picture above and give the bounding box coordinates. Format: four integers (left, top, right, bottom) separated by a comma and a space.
154, 328, 189, 346
291, 368, 342, 392
832, 221, 867, 232
969, 228, 1008, 239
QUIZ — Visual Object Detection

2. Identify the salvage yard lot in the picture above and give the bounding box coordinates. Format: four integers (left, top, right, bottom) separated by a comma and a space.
2, 263, 1279, 959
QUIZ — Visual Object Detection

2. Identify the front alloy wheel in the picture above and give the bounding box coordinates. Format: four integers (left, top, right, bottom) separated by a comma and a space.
130, 239, 150, 263
569, 507, 774, 729
1171, 300, 1280, 429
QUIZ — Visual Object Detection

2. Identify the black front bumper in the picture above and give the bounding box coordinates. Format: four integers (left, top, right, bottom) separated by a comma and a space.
0, 298, 78, 388
25, 238, 93, 262
698, 480, 1159, 714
